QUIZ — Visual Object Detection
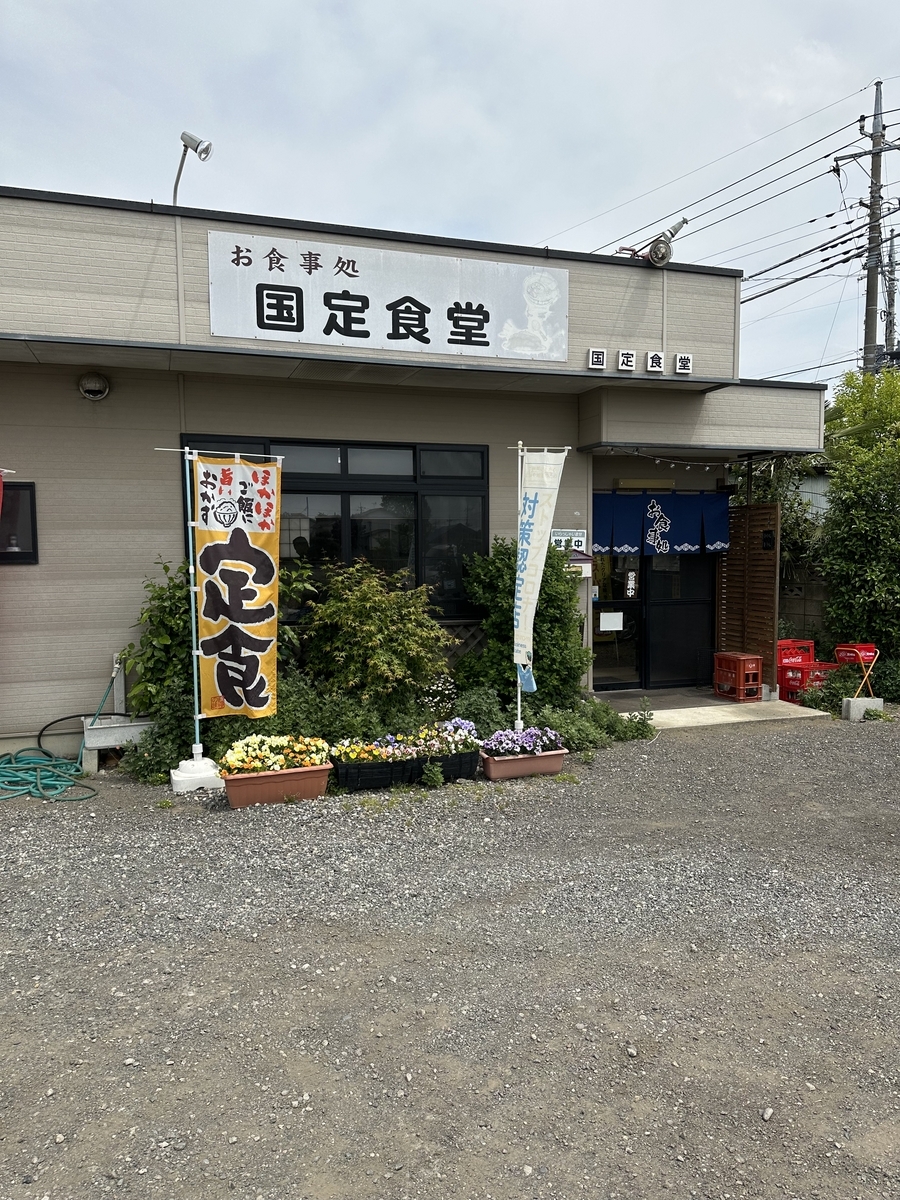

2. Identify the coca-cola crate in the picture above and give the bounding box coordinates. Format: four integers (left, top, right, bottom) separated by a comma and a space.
834, 643, 878, 664
714, 652, 762, 701
779, 660, 840, 705
777, 638, 815, 666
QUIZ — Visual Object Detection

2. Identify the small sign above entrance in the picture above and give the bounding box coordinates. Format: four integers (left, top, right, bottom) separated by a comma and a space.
551, 528, 587, 552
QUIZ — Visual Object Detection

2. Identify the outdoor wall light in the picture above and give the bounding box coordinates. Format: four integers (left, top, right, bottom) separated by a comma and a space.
173, 130, 213, 205
79, 372, 110, 401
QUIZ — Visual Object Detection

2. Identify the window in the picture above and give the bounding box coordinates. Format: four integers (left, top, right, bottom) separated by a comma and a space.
185, 436, 489, 615
0, 482, 38, 565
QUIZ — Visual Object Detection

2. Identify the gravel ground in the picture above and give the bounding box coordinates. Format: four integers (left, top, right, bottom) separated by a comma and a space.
2, 714, 900, 1200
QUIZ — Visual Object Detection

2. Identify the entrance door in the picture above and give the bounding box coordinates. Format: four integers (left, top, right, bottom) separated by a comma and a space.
593, 554, 716, 690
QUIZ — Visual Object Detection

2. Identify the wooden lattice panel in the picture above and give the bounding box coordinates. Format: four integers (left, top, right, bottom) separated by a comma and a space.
717, 504, 780, 690
439, 620, 486, 667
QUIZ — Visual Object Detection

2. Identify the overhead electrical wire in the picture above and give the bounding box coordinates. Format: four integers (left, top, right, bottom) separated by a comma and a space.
742, 219, 870, 281
743, 289, 859, 327
697, 214, 860, 266
590, 131, 864, 253
764, 353, 860, 379
535, 85, 875, 246
741, 248, 868, 303
657, 167, 842, 249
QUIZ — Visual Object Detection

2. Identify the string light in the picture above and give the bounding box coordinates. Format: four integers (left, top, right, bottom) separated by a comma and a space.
596, 445, 821, 472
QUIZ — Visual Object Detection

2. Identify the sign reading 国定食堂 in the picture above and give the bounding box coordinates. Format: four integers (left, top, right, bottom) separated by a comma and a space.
208, 232, 568, 361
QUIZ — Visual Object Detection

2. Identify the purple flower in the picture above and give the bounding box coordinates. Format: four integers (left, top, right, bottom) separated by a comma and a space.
481, 727, 564, 757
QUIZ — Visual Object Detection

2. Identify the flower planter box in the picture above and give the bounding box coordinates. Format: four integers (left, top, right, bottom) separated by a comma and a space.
409, 750, 481, 785
480, 749, 568, 781
333, 760, 416, 792
223, 762, 332, 808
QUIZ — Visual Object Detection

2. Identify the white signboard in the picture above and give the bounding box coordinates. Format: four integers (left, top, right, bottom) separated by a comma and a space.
551, 528, 587, 552
208, 232, 568, 361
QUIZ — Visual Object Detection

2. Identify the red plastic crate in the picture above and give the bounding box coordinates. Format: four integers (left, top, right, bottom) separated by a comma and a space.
778, 660, 840, 704
834, 643, 878, 664
777, 638, 815, 666
714, 652, 762, 701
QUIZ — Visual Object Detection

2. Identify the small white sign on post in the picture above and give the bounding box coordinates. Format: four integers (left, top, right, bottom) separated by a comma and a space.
550, 528, 587, 552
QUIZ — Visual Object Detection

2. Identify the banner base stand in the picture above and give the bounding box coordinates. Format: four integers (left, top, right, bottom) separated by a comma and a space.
170, 747, 223, 794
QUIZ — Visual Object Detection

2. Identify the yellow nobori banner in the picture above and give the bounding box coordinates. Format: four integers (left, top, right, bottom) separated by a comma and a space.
193, 455, 280, 719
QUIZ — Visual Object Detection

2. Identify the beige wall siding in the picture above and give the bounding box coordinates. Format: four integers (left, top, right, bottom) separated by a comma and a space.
0, 362, 588, 740
664, 272, 739, 379
579, 384, 823, 452
590, 455, 724, 490
0, 198, 179, 343
0, 196, 738, 379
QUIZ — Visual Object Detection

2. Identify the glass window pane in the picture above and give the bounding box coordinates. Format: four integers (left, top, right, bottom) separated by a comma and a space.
594, 555, 640, 601
274, 444, 341, 474
347, 447, 414, 476
281, 494, 342, 563
422, 495, 484, 603
350, 493, 415, 576
0, 484, 36, 562
420, 449, 483, 478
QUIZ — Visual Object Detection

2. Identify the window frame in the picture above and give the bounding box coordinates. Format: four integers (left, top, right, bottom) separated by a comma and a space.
0, 481, 39, 565
182, 434, 489, 613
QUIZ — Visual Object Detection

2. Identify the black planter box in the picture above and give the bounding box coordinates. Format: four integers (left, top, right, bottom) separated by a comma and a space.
334, 750, 480, 792
408, 750, 480, 784
333, 760, 415, 792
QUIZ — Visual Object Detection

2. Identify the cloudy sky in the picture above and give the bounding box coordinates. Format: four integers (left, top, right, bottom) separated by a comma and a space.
2, 1, 899, 389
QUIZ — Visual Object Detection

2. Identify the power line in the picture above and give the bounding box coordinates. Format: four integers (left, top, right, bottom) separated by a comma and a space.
765, 353, 860, 379
741, 250, 867, 303
743, 288, 859, 327
540, 85, 878, 248
590, 129, 863, 253
742, 220, 869, 281
665, 168, 839, 249
695, 212, 857, 265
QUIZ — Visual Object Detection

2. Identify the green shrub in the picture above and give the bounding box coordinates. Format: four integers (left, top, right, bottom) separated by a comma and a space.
799, 665, 861, 715
538, 697, 655, 750
539, 705, 610, 753
120, 560, 193, 716
120, 675, 194, 785
420, 761, 445, 789
822, 441, 900, 659
454, 686, 506, 737
455, 539, 593, 709
304, 561, 454, 718
800, 658, 900, 713
872, 659, 900, 704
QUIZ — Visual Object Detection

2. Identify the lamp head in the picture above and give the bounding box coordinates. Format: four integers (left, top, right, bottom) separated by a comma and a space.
180, 131, 213, 161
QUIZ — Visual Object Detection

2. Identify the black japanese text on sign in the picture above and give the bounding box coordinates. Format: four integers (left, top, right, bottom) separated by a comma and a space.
208, 231, 568, 362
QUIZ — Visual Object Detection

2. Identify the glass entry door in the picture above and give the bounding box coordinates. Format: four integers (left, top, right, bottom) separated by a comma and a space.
593, 554, 716, 690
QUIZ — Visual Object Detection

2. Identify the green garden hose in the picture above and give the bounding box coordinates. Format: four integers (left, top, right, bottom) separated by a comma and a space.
0, 668, 124, 802
0, 747, 97, 801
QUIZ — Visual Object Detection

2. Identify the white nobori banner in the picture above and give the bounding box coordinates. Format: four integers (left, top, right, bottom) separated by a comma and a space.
513, 448, 569, 692
208, 231, 568, 362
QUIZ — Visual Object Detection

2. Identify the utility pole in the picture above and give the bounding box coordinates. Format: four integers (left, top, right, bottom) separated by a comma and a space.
862, 82, 885, 372
838, 82, 900, 370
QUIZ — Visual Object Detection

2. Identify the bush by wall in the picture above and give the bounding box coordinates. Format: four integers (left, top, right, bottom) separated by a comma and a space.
304, 561, 454, 719
455, 539, 593, 709
822, 441, 900, 659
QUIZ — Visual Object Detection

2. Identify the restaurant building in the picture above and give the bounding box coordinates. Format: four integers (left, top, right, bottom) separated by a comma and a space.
0, 186, 824, 752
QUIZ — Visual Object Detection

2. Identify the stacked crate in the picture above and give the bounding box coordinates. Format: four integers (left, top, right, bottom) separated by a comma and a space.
777, 639, 840, 704
713, 652, 762, 701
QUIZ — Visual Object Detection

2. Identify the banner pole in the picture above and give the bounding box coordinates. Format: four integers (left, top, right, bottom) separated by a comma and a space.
515, 440, 524, 732
183, 447, 203, 759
